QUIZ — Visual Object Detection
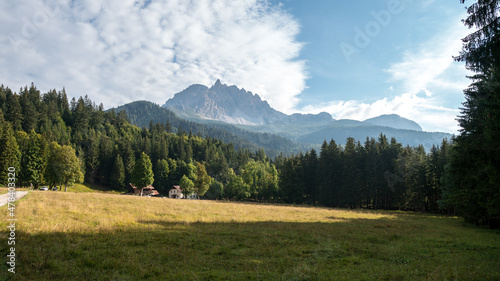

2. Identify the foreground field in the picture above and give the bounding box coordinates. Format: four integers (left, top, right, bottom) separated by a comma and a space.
0, 192, 498, 280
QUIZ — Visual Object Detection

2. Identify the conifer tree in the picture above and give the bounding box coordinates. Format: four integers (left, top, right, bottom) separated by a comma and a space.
0, 123, 21, 184
154, 159, 170, 193
132, 152, 154, 196
22, 130, 46, 189
445, 0, 500, 227
111, 154, 125, 190
5, 91, 22, 131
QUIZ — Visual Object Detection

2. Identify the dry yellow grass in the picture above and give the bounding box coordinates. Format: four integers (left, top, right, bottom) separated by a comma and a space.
0, 191, 498, 280
17, 191, 395, 234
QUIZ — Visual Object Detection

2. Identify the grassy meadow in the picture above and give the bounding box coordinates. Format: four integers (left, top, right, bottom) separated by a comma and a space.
0, 191, 499, 280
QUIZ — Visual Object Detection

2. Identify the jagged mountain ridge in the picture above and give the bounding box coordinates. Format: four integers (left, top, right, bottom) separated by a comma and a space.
164, 80, 425, 131
164, 80, 334, 126
157, 80, 453, 151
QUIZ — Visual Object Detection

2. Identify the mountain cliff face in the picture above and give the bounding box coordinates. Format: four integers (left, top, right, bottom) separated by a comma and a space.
164, 80, 333, 125
164, 80, 288, 125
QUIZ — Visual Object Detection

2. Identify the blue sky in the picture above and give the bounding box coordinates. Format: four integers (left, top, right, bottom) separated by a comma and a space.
0, 0, 471, 133
283, 0, 471, 133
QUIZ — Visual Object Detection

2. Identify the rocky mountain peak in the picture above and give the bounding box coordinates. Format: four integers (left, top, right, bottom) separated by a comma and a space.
163, 81, 423, 132
164, 80, 287, 125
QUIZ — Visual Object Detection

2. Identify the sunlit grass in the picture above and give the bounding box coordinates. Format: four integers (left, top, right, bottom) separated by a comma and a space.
0, 192, 498, 280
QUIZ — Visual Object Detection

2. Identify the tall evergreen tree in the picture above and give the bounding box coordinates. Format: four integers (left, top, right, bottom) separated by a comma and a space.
19, 85, 40, 132
5, 91, 22, 131
0, 123, 21, 184
132, 152, 154, 196
22, 130, 47, 188
445, 0, 500, 227
342, 138, 360, 208
303, 149, 319, 204
153, 159, 170, 193
111, 154, 126, 190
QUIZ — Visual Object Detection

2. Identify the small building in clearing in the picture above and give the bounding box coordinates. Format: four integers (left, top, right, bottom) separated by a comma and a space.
169, 185, 198, 199
129, 183, 160, 196
169, 185, 184, 199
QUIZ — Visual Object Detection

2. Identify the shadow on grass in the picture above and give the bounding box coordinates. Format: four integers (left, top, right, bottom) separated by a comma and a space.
1, 217, 499, 281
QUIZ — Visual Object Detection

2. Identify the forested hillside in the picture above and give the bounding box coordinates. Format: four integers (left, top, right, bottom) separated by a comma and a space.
0, 83, 274, 197
114, 101, 303, 157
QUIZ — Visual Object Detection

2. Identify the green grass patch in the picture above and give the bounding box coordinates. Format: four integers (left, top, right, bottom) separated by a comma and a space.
0, 192, 498, 280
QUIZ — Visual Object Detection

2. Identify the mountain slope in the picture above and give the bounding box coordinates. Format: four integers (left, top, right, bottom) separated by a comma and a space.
164, 80, 334, 125
164, 80, 286, 125
363, 114, 423, 131
297, 125, 450, 149
112, 101, 303, 156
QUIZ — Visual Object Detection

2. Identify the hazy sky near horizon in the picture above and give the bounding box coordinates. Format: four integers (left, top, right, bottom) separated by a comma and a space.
0, 0, 472, 133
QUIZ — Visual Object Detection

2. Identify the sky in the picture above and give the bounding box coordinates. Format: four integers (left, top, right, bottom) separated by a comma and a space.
0, 0, 472, 133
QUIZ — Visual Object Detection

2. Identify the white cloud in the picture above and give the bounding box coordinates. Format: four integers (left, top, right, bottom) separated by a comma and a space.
385, 16, 471, 96
0, 0, 306, 111
299, 92, 460, 133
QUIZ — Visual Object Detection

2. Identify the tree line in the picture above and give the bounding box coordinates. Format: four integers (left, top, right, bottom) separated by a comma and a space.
276, 136, 450, 212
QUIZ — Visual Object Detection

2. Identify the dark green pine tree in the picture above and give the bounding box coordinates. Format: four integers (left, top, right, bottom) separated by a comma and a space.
132, 152, 154, 195
58, 88, 72, 124
341, 137, 360, 208
111, 154, 126, 190
5, 90, 23, 131
123, 143, 136, 186
85, 130, 100, 184
317, 140, 342, 207
165, 121, 172, 133
303, 149, 319, 205
19, 84, 40, 132
153, 159, 170, 194
72, 97, 91, 134
0, 123, 21, 184
279, 155, 306, 204
444, 0, 500, 228
22, 130, 47, 189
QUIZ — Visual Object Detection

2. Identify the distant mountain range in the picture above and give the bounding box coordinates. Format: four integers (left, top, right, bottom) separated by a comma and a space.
114, 80, 453, 153
164, 79, 334, 126
164, 80, 423, 131
364, 114, 422, 131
